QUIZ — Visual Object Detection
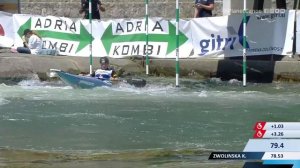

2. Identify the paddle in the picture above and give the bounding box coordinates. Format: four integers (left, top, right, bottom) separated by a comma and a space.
125, 77, 147, 88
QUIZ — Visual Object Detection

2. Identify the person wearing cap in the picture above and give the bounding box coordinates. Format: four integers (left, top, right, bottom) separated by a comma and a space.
15, 29, 58, 55
17, 29, 42, 54
93, 57, 117, 80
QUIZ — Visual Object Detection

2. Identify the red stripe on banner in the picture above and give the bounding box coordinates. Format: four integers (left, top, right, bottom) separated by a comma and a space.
0, 24, 4, 36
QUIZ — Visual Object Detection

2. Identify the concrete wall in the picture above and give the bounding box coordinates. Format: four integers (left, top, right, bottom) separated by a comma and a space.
18, 0, 297, 19
1, 51, 300, 83
19, 0, 222, 19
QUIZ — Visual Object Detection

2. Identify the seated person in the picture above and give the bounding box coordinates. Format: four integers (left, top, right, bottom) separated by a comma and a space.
15, 29, 58, 56
93, 57, 117, 80
21, 33, 29, 48
16, 29, 41, 54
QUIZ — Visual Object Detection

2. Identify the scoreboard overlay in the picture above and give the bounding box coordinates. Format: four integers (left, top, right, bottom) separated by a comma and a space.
209, 122, 300, 168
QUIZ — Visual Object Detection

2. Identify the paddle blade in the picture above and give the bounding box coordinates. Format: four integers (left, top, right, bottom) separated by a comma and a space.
126, 78, 146, 88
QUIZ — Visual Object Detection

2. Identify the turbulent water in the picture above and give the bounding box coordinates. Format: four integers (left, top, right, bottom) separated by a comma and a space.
0, 77, 300, 167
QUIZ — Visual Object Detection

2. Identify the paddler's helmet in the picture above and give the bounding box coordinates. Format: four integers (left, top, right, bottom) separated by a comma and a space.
99, 57, 109, 65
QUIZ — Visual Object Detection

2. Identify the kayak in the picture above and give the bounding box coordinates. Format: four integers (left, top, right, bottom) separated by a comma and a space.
50, 69, 112, 88
50, 69, 146, 89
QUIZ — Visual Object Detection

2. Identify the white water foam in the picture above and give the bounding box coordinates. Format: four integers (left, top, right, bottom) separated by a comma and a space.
197, 90, 208, 97
111, 82, 177, 96
164, 141, 206, 149
0, 98, 10, 106
61, 112, 120, 120
4, 118, 30, 122
0, 83, 8, 87
18, 78, 69, 89
209, 77, 222, 84
228, 79, 241, 85
6, 77, 299, 104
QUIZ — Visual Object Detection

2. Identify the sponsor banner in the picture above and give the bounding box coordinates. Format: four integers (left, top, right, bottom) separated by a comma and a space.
11, 15, 192, 57
0, 11, 14, 47
0, 11, 295, 57
296, 11, 300, 54
191, 10, 294, 57
102, 18, 192, 58
13, 14, 93, 56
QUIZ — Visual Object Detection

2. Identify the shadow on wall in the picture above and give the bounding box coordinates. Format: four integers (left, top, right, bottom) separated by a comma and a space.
216, 0, 289, 83
216, 56, 278, 83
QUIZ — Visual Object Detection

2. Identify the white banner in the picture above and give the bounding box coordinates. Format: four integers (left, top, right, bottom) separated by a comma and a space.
0, 11, 14, 47
13, 14, 92, 56
191, 10, 294, 57
10, 15, 193, 58
0, 11, 295, 57
296, 11, 300, 54
103, 18, 192, 58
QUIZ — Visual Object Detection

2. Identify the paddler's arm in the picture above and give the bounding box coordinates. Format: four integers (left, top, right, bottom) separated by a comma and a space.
195, 2, 214, 11
110, 73, 118, 80
90, 71, 96, 77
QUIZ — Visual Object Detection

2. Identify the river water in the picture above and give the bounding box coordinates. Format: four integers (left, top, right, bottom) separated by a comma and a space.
0, 77, 300, 167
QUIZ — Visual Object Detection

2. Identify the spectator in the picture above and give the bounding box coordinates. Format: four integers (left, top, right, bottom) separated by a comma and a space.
194, 0, 214, 18
276, 0, 286, 9
21, 34, 29, 48
16, 29, 58, 56
16, 29, 41, 54
253, 0, 286, 10
80, 0, 105, 19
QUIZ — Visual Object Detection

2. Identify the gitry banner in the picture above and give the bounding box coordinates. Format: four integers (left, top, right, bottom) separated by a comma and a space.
190, 10, 294, 57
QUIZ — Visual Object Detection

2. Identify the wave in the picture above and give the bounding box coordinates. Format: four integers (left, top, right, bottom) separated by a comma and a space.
0, 147, 214, 161
2, 118, 30, 122
0, 77, 299, 102
0, 98, 10, 106
0, 147, 243, 168
18, 78, 69, 89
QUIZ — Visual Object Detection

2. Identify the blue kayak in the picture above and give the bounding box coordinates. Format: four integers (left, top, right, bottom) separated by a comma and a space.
50, 69, 112, 89
50, 69, 146, 88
